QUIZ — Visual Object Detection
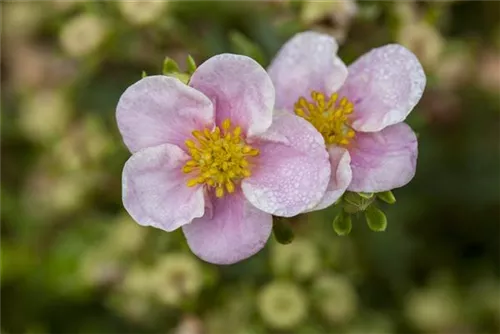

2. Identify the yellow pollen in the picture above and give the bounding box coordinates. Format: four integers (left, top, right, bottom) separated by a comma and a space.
294, 91, 356, 146
183, 118, 259, 197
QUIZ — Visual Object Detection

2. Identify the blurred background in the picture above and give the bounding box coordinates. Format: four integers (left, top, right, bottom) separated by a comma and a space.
1, 1, 499, 333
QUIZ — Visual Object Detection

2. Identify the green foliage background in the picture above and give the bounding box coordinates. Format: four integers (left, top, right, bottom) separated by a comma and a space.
2, 1, 499, 333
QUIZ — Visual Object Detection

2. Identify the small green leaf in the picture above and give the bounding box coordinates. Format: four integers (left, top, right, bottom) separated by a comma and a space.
333, 212, 352, 236
358, 192, 374, 199
141, 70, 147, 78
273, 217, 294, 244
162, 57, 179, 75
186, 55, 197, 74
377, 191, 396, 204
169, 72, 190, 84
365, 205, 387, 232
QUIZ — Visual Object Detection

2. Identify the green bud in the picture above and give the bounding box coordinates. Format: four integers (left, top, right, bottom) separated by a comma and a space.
162, 57, 180, 75
333, 212, 352, 236
186, 55, 197, 74
273, 217, 294, 244
365, 205, 387, 232
376, 191, 396, 204
141, 70, 147, 78
358, 192, 374, 199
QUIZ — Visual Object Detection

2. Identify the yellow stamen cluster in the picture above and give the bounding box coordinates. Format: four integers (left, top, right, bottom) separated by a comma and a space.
294, 91, 356, 146
183, 119, 259, 198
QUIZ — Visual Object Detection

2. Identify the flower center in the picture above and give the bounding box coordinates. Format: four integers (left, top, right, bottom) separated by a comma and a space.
182, 119, 259, 198
294, 91, 356, 146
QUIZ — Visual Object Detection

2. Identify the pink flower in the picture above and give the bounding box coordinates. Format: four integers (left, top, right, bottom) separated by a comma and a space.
268, 32, 425, 210
117, 54, 330, 264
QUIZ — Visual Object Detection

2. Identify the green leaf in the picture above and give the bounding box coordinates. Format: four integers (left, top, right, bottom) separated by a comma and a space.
141, 70, 147, 78
365, 205, 387, 232
358, 192, 374, 199
162, 57, 180, 75
377, 191, 396, 204
272, 217, 294, 244
333, 212, 352, 236
186, 55, 197, 74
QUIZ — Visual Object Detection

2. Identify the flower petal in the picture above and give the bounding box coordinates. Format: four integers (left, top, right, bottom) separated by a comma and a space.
182, 190, 272, 265
189, 54, 274, 137
305, 146, 352, 212
242, 111, 330, 217
347, 123, 418, 192
117, 75, 214, 153
122, 143, 205, 231
339, 44, 426, 132
268, 31, 348, 112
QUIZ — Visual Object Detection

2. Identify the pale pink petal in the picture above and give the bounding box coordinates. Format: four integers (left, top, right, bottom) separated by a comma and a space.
268, 31, 348, 112
182, 190, 272, 265
242, 111, 330, 217
347, 123, 418, 193
305, 146, 352, 212
189, 54, 274, 137
122, 143, 205, 232
339, 44, 426, 132
117, 75, 214, 153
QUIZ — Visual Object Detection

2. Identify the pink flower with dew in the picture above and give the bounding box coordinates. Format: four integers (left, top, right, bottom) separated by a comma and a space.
268, 32, 425, 211
117, 54, 330, 264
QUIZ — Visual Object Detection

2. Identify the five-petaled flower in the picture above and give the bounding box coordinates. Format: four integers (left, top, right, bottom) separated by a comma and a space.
268, 32, 426, 210
117, 54, 330, 265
